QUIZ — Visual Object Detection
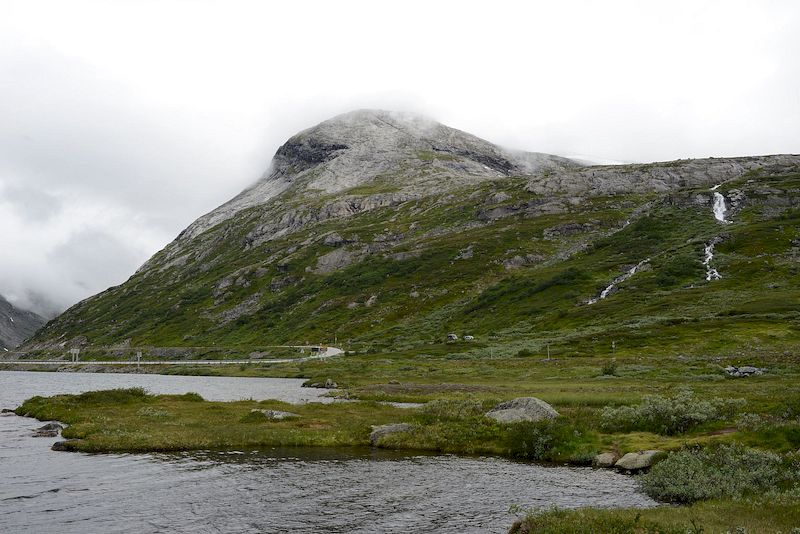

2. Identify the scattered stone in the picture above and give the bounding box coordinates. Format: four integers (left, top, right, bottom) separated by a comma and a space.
615, 450, 662, 471
1, 408, 15, 413
725, 365, 766, 377
485, 397, 559, 423
33, 429, 60, 438
249, 409, 300, 421
365, 295, 378, 307
594, 452, 619, 468
37, 423, 64, 432
302, 378, 339, 389
369, 423, 413, 446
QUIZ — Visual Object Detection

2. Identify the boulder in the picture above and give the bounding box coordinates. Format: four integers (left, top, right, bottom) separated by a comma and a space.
485, 397, 559, 423
725, 365, 766, 377
1, 408, 15, 413
369, 423, 413, 446
51, 439, 81, 452
593, 452, 619, 468
249, 409, 300, 421
614, 450, 662, 471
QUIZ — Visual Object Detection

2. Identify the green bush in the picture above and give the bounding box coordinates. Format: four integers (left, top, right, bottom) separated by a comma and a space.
601, 359, 618, 376
600, 389, 745, 435
504, 418, 584, 461
641, 443, 797, 503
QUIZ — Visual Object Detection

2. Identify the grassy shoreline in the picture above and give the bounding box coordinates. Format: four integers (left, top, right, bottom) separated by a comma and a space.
9, 346, 800, 532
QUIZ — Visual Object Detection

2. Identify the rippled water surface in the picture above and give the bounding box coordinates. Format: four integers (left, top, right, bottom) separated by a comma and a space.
0, 371, 657, 533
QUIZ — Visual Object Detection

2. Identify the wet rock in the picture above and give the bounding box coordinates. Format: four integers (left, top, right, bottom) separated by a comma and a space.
33, 429, 60, 437
37, 423, 64, 432
1, 408, 15, 413
51, 439, 81, 452
485, 397, 559, 423
249, 409, 300, 420
369, 423, 413, 446
615, 450, 662, 471
302, 378, 339, 389
594, 452, 619, 468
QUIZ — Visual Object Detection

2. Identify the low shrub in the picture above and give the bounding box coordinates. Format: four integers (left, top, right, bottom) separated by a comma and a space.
600, 359, 618, 376
641, 443, 797, 503
600, 389, 745, 435
504, 418, 587, 461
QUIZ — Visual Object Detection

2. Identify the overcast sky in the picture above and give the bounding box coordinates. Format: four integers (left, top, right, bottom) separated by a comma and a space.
1, 0, 798, 316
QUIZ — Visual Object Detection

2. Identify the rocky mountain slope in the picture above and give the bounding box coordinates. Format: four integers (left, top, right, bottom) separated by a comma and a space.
26, 110, 800, 357
0, 295, 45, 350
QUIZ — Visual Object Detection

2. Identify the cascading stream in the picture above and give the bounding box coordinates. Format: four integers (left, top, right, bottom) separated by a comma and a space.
710, 184, 729, 223
588, 258, 649, 305
703, 242, 721, 281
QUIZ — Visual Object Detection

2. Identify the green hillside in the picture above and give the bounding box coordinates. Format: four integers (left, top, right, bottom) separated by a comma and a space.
28, 161, 800, 359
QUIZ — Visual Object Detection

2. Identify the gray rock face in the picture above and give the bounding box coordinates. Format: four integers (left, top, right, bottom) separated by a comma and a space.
369, 423, 413, 446
526, 154, 800, 196
614, 450, 662, 471
0, 294, 46, 351
249, 409, 300, 420
485, 397, 559, 423
162, 109, 579, 247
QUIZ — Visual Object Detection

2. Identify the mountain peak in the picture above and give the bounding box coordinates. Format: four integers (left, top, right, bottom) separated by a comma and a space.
179, 110, 577, 240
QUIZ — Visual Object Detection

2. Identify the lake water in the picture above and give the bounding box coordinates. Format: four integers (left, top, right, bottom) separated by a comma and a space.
0, 371, 656, 533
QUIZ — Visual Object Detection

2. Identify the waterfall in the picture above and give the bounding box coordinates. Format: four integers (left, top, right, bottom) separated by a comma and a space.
712, 191, 728, 223
703, 242, 721, 281
588, 258, 649, 305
